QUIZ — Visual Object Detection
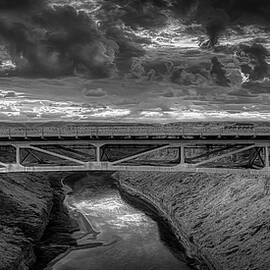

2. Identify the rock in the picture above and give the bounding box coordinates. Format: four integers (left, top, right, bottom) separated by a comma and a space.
0, 225, 35, 270
0, 173, 53, 270
0, 172, 78, 270
115, 172, 270, 270
33, 174, 78, 270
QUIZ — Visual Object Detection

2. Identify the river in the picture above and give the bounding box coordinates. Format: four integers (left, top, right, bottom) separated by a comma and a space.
47, 173, 192, 270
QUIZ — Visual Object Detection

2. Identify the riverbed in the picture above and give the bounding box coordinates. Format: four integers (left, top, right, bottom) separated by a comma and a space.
46, 173, 192, 270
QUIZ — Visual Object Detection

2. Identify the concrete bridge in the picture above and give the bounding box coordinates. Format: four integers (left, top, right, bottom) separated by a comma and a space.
0, 123, 269, 174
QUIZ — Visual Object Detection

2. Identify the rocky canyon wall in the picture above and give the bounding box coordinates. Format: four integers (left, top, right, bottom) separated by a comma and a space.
115, 171, 270, 270
0, 172, 77, 270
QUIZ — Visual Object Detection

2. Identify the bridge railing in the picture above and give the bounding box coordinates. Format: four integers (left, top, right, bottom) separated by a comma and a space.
0, 125, 269, 138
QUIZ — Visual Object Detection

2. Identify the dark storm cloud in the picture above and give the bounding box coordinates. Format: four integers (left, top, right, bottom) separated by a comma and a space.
243, 80, 270, 94
0, 0, 110, 77
177, 0, 270, 46
171, 0, 270, 45
1, 0, 270, 81
110, 0, 270, 46
237, 43, 270, 81
103, 26, 145, 73
0, 0, 46, 10
98, 0, 168, 29
0, 0, 146, 78
210, 57, 230, 87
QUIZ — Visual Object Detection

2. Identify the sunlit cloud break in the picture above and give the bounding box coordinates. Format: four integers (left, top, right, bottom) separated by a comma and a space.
0, 92, 131, 121
0, 88, 270, 122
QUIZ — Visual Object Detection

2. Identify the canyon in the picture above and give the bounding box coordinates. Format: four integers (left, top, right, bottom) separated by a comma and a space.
1, 170, 270, 269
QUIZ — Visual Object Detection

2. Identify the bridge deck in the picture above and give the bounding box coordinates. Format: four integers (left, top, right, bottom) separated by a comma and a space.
0, 123, 268, 174
1, 162, 270, 175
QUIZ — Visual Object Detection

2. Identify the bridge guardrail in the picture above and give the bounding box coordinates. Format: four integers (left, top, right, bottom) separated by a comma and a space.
0, 128, 11, 137
0, 125, 268, 138
254, 127, 270, 135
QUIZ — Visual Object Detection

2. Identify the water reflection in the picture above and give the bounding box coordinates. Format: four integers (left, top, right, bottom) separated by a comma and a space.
49, 176, 191, 270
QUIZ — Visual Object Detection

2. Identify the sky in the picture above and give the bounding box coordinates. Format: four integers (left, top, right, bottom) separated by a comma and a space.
0, 0, 270, 123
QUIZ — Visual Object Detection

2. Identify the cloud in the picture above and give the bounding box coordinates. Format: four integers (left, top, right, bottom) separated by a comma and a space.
110, 0, 270, 47
242, 79, 270, 93
161, 89, 175, 97
210, 57, 230, 87
0, 1, 270, 122
0, 0, 269, 82
0, 0, 146, 78
170, 0, 270, 46
0, 1, 113, 77
3, 91, 16, 98
238, 43, 270, 81
82, 87, 107, 97
98, 1, 168, 29
228, 89, 257, 97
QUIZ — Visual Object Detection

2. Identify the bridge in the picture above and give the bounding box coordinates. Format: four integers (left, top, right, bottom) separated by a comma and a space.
0, 123, 269, 174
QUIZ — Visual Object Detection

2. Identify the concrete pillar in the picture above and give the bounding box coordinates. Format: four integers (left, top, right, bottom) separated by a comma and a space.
96, 146, 101, 162
265, 146, 269, 168
58, 128, 61, 139
16, 146, 20, 165
180, 145, 185, 164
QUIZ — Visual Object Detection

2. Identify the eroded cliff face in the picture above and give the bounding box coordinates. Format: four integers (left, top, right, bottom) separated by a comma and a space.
2, 169, 269, 270
115, 171, 270, 270
0, 172, 77, 270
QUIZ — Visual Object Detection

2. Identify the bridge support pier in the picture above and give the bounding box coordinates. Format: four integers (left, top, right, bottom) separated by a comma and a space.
96, 146, 101, 162
265, 145, 269, 168
180, 145, 185, 165
15, 146, 20, 165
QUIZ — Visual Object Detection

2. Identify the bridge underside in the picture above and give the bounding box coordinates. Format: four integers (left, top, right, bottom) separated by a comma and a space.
0, 139, 269, 174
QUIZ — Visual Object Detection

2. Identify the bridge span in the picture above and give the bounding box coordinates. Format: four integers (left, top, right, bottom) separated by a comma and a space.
0, 123, 269, 174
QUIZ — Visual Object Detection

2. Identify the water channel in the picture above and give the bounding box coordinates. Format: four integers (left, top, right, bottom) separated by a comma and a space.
48, 174, 192, 270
